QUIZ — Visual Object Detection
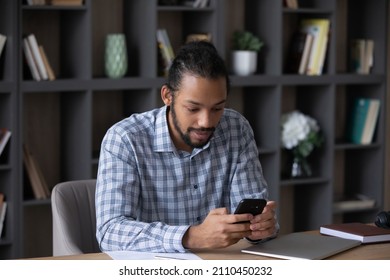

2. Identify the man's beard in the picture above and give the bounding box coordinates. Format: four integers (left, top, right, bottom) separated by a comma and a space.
170, 101, 215, 149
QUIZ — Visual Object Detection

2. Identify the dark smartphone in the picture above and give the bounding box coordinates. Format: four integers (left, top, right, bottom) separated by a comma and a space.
234, 198, 267, 216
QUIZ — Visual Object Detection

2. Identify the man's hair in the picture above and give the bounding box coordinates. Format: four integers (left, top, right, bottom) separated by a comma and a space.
166, 40, 230, 94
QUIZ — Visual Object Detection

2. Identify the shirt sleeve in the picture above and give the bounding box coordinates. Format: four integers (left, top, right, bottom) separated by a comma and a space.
95, 127, 190, 253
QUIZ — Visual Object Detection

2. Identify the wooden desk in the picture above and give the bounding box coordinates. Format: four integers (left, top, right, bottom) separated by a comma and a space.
33, 238, 390, 260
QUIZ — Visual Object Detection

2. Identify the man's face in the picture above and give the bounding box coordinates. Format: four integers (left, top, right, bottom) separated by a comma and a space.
163, 74, 227, 152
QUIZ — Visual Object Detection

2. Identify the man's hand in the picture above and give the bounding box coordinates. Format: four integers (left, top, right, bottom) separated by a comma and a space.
182, 208, 253, 249
247, 200, 278, 241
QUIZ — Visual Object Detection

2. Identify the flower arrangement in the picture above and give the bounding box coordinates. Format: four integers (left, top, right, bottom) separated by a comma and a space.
281, 110, 323, 177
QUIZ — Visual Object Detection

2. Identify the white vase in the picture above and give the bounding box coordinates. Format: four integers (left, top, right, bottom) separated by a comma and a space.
231, 50, 258, 76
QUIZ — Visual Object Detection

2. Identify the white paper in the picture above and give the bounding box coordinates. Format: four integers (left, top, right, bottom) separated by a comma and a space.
105, 250, 202, 260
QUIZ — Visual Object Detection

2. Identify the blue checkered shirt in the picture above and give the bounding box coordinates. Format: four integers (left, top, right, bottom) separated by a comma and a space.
96, 106, 269, 253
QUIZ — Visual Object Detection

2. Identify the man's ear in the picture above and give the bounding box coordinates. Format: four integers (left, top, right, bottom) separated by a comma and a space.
161, 84, 173, 106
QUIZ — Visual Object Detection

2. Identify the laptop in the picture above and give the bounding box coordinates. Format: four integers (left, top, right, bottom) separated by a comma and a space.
241, 232, 361, 260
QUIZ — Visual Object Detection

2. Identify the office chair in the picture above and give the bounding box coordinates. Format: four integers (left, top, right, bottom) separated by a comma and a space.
51, 179, 100, 256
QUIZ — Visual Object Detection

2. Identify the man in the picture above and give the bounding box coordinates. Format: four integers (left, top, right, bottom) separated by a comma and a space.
96, 40, 278, 253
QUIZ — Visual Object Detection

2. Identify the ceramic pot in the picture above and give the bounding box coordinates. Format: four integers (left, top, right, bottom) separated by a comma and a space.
231, 50, 257, 76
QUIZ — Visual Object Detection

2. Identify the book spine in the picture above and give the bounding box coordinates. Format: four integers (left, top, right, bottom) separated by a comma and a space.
348, 98, 370, 144
361, 99, 380, 144
27, 34, 48, 80
23, 38, 41, 81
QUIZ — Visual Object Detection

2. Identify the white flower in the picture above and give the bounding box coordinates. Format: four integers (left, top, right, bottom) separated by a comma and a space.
281, 111, 319, 150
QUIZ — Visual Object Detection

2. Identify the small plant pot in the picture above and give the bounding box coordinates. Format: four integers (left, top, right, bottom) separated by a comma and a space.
231, 50, 257, 76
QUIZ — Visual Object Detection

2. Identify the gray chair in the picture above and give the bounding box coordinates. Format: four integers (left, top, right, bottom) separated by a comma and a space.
51, 179, 100, 256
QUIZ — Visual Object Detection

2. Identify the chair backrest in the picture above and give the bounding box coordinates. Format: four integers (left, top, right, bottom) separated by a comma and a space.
51, 179, 100, 256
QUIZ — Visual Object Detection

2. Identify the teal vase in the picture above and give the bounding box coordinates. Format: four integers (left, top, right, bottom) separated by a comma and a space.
105, 33, 128, 78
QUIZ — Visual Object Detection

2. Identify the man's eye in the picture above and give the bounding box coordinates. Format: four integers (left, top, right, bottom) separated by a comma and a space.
187, 108, 199, 112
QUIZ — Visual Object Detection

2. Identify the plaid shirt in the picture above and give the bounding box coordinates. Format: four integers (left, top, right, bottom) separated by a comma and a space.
96, 106, 269, 252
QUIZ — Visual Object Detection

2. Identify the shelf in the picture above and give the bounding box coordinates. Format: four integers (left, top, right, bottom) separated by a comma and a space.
0, 0, 387, 259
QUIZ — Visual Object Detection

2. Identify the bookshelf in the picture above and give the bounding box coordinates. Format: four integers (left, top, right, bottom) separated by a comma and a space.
0, 0, 388, 258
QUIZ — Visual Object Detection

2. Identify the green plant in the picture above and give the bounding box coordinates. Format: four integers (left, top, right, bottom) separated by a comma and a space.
232, 30, 264, 52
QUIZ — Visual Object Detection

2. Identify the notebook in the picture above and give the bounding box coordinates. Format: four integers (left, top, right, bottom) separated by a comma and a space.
241, 232, 361, 260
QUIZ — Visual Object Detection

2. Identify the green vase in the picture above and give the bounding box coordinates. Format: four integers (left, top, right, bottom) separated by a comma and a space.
105, 33, 128, 79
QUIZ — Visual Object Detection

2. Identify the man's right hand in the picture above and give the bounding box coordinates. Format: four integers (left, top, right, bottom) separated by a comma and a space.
182, 207, 253, 249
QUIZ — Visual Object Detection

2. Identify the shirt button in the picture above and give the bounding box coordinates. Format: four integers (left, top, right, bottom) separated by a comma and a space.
193, 184, 198, 189
197, 217, 201, 221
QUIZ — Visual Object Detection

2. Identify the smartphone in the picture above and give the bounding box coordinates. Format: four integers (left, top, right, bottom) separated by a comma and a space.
234, 198, 267, 216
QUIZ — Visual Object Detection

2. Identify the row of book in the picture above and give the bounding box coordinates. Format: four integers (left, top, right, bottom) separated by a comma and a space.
156, 28, 212, 77
350, 39, 374, 74
287, 18, 330, 75
23, 33, 55, 81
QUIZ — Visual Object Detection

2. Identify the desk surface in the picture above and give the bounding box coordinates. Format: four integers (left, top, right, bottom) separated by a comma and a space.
34, 235, 390, 260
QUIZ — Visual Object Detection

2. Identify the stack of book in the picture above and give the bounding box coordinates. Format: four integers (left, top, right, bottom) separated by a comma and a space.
286, 18, 330, 75
347, 97, 380, 144
23, 33, 55, 81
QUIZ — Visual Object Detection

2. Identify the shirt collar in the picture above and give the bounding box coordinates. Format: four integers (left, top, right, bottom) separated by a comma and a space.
153, 106, 218, 155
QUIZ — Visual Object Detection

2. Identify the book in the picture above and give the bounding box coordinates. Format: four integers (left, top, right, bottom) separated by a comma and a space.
22, 38, 41, 81
0, 128, 11, 157
348, 98, 380, 144
23, 145, 50, 199
39, 45, 56, 81
299, 18, 330, 75
0, 33, 6, 60
286, 31, 314, 74
284, 0, 299, 9
26, 0, 46, 5
50, 0, 84, 5
0, 193, 6, 237
361, 98, 380, 143
350, 39, 375, 74
156, 29, 175, 77
241, 232, 361, 260
364, 39, 374, 73
333, 193, 376, 212
320, 223, 390, 244
26, 34, 48, 80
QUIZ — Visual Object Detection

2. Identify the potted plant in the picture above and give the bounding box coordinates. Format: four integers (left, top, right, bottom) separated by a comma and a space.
231, 30, 264, 76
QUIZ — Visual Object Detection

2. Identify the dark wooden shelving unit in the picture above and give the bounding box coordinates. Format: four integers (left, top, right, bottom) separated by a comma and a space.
0, 0, 387, 258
